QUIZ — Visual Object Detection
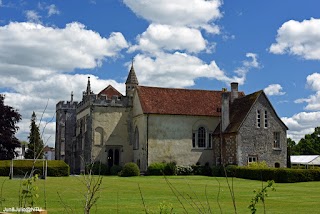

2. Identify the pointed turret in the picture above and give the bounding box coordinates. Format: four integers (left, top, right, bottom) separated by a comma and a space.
126, 60, 139, 97
86, 76, 92, 95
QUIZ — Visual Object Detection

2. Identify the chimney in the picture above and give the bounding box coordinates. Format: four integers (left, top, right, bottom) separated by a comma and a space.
231, 82, 238, 103
221, 90, 230, 132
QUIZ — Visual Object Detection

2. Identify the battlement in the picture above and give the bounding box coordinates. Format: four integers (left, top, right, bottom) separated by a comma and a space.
56, 101, 79, 109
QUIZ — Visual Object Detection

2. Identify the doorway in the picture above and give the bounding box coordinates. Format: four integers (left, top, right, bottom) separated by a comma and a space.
107, 148, 120, 168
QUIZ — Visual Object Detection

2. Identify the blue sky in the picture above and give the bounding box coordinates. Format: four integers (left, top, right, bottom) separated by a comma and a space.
1, 0, 320, 147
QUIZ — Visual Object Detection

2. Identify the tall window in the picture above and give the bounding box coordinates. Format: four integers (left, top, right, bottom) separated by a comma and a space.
192, 126, 212, 149
264, 110, 268, 128
134, 126, 139, 150
273, 132, 280, 149
198, 127, 206, 148
256, 110, 261, 128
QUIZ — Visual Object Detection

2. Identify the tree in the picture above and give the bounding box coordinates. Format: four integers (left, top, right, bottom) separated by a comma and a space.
292, 127, 320, 155
25, 112, 44, 159
0, 94, 22, 159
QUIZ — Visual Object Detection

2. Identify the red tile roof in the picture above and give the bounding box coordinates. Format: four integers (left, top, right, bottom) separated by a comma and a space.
136, 86, 244, 116
98, 85, 123, 98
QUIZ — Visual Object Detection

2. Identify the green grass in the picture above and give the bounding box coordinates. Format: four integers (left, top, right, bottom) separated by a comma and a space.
0, 175, 320, 213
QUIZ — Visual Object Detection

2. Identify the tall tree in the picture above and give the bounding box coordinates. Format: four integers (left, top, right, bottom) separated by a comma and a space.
25, 112, 44, 159
0, 94, 21, 160
293, 127, 320, 155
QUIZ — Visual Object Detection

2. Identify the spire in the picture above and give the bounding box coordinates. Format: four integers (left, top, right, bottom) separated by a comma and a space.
71, 91, 74, 102
126, 58, 139, 85
86, 76, 92, 95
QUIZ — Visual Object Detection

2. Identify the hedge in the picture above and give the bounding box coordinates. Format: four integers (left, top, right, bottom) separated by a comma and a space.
221, 166, 320, 183
0, 160, 69, 177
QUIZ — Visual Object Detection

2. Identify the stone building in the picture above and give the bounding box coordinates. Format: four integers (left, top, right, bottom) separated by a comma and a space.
55, 64, 288, 173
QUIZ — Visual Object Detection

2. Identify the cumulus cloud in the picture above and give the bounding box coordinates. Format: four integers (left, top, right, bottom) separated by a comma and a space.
129, 24, 209, 53
233, 53, 260, 84
25, 10, 41, 23
0, 22, 128, 81
282, 111, 320, 143
264, 84, 285, 96
131, 52, 255, 88
47, 4, 60, 17
269, 18, 320, 60
0, 21, 129, 146
294, 73, 320, 111
4, 74, 125, 147
123, 0, 222, 33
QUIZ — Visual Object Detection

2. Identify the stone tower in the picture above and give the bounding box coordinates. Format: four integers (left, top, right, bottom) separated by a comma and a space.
125, 61, 139, 97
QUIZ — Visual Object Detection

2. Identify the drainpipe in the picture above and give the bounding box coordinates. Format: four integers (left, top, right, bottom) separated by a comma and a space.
146, 114, 149, 171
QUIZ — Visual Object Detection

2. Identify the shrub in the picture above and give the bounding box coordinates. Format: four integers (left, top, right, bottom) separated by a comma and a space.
147, 162, 166, 175
192, 164, 212, 176
163, 162, 177, 175
119, 162, 140, 177
89, 162, 109, 175
110, 165, 122, 175
248, 161, 269, 168
176, 165, 193, 175
0, 160, 69, 177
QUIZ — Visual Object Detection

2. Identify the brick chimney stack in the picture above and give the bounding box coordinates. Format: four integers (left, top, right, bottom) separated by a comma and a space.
231, 82, 238, 103
221, 90, 230, 132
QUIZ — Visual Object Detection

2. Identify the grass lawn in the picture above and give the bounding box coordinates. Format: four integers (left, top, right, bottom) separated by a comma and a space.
0, 175, 320, 213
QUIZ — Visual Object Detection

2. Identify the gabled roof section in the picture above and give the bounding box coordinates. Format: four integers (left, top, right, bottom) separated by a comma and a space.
98, 85, 123, 98
126, 64, 139, 85
214, 90, 288, 134
225, 90, 263, 133
136, 86, 244, 116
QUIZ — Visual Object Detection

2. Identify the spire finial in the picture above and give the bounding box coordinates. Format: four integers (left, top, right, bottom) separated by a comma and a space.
86, 76, 92, 95
71, 91, 74, 102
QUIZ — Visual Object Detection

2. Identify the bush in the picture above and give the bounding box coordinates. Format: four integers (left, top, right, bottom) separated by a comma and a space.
147, 162, 166, 175
176, 165, 193, 175
192, 164, 212, 176
0, 160, 69, 177
119, 162, 140, 177
226, 166, 320, 183
110, 165, 122, 175
163, 162, 177, 175
89, 162, 109, 175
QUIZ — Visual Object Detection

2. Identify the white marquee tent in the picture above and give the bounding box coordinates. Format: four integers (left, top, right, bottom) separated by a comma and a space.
290, 155, 320, 168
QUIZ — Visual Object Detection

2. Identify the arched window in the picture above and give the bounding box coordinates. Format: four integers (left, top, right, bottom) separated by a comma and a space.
134, 126, 139, 150
198, 127, 206, 148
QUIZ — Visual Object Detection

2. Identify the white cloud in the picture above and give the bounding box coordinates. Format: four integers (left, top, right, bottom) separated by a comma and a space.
294, 73, 320, 111
3, 74, 125, 147
0, 22, 128, 81
282, 111, 320, 143
264, 84, 285, 96
269, 18, 320, 60
129, 24, 208, 53
123, 0, 222, 33
25, 10, 41, 23
233, 53, 260, 84
0, 21, 129, 147
131, 52, 255, 88
47, 4, 60, 17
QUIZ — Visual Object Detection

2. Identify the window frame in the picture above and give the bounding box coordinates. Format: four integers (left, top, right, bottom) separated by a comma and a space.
133, 126, 139, 150
273, 132, 281, 149
264, 110, 268, 128
256, 110, 261, 128
248, 155, 258, 164
192, 126, 212, 149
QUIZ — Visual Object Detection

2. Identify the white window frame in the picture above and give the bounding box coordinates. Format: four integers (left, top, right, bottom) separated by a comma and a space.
256, 110, 261, 128
192, 126, 212, 149
248, 156, 257, 164
273, 132, 280, 149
